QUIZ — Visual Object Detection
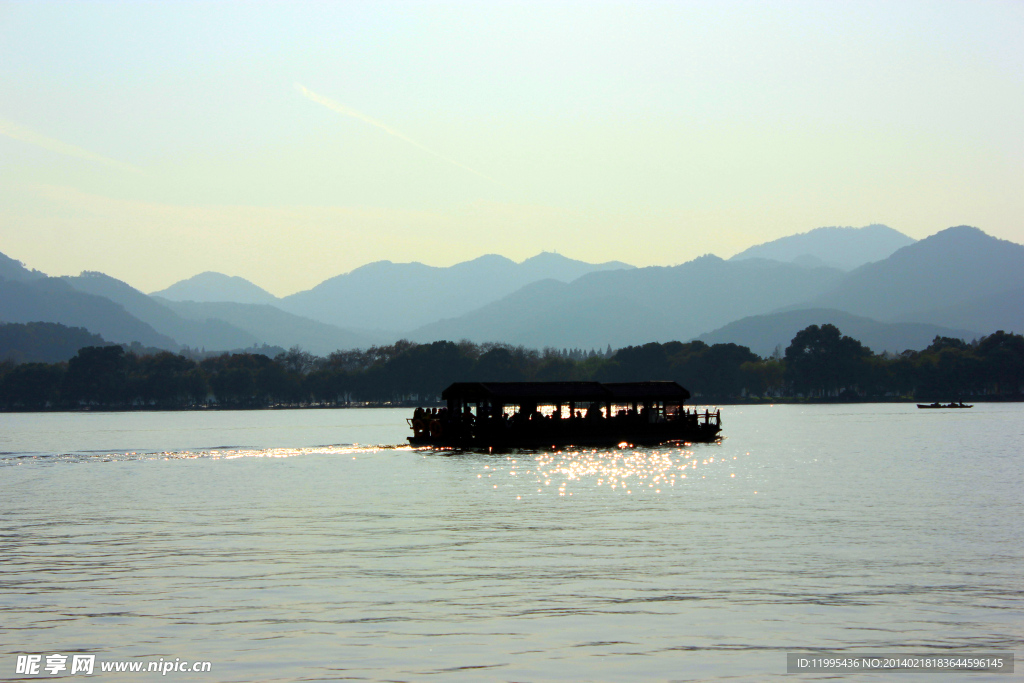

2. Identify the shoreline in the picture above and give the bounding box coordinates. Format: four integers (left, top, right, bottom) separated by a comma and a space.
2, 395, 1021, 414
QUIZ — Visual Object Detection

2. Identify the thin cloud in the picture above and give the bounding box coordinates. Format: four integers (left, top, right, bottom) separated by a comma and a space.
296, 83, 499, 186
0, 118, 141, 175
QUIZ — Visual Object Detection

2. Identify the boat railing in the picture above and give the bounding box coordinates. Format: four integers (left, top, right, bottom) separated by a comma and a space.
409, 406, 721, 439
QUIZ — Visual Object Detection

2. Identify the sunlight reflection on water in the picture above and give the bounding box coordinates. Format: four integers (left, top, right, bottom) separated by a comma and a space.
468, 447, 742, 499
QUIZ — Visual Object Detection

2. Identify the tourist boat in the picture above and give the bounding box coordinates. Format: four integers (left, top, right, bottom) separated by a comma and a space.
407, 381, 722, 449
917, 402, 973, 409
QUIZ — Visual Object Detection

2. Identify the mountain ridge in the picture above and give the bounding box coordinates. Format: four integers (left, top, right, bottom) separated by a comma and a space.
0, 276, 177, 349
153, 298, 384, 356
151, 271, 279, 304
730, 224, 915, 270
0, 253, 47, 282
63, 272, 260, 351
803, 226, 1024, 326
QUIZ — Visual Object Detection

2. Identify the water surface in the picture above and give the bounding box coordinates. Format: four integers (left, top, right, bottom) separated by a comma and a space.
1, 405, 1020, 681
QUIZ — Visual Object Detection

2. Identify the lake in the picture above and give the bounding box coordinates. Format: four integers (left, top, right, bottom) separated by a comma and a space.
1, 404, 1020, 681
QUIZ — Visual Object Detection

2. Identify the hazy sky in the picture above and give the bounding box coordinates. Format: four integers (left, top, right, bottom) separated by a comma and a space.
2, 1, 1022, 296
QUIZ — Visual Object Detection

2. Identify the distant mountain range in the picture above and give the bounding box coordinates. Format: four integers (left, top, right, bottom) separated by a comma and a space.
730, 224, 915, 270
0, 250, 635, 355
1, 225, 1020, 360
411, 225, 1019, 350
278, 252, 634, 331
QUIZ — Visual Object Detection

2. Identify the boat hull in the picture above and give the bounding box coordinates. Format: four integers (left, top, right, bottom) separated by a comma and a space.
408, 422, 722, 450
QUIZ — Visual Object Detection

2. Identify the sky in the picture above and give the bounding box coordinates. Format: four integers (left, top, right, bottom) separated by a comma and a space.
1, 1, 1022, 296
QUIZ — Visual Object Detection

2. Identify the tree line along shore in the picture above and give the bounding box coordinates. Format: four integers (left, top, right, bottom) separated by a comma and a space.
0, 324, 1022, 411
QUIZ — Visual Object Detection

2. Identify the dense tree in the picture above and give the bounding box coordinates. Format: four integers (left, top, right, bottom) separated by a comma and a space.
0, 362, 66, 409
601, 342, 672, 382
470, 346, 534, 382
2, 328, 1022, 411
534, 352, 578, 381
739, 359, 785, 397
129, 352, 206, 407
688, 343, 760, 397
63, 346, 130, 406
275, 346, 316, 375
784, 324, 872, 397
976, 331, 1024, 395
201, 353, 268, 407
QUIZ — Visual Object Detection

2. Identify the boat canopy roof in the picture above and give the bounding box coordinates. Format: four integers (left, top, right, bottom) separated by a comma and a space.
441, 381, 690, 404
603, 381, 691, 401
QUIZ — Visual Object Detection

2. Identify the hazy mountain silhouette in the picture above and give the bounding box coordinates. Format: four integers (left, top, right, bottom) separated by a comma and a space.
512, 252, 634, 283
895, 286, 1024, 334
279, 252, 633, 331
1, 321, 113, 363
63, 272, 260, 351
804, 226, 1024, 326
697, 308, 979, 357
6, 226, 1017, 357
152, 271, 279, 305
64, 271, 377, 355
0, 277, 176, 349
411, 256, 846, 348
730, 224, 914, 270
0, 252, 47, 282
153, 299, 382, 356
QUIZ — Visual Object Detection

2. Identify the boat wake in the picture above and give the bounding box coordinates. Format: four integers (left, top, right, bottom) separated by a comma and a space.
0, 443, 413, 466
